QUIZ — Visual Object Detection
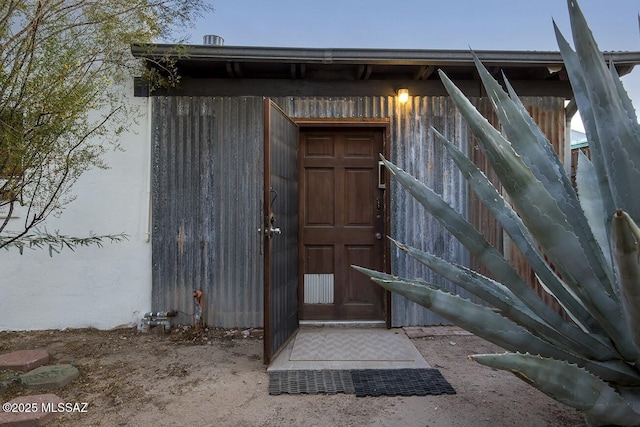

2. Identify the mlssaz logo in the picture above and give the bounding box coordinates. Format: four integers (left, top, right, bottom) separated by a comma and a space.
41, 402, 89, 413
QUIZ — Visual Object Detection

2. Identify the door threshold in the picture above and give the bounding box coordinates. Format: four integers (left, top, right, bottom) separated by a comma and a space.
299, 320, 386, 329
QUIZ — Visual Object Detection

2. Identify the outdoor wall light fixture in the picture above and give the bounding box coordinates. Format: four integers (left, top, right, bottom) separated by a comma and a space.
397, 87, 409, 103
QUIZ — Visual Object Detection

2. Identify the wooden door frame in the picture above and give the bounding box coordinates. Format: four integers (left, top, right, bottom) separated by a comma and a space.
295, 118, 392, 327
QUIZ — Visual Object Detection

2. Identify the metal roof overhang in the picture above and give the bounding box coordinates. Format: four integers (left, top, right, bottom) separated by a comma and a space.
131, 44, 640, 98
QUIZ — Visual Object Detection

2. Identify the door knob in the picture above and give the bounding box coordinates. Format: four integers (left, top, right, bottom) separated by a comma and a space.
261, 226, 281, 238
375, 232, 382, 240
262, 213, 281, 238
270, 227, 282, 237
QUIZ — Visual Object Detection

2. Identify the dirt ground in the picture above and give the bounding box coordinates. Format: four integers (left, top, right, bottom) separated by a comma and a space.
0, 326, 584, 427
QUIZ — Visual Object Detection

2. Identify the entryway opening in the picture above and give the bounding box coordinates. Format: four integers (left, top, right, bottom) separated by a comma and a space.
297, 121, 391, 325
263, 107, 392, 364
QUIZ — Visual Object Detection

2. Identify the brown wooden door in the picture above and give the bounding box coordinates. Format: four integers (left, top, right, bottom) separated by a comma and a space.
300, 128, 385, 320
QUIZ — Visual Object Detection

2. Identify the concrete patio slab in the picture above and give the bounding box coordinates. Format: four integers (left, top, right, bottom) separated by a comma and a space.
0, 350, 49, 373
0, 394, 64, 427
268, 328, 430, 371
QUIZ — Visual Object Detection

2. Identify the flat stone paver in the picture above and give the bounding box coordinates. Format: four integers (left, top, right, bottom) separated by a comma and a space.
0, 350, 49, 373
18, 365, 79, 390
0, 394, 64, 426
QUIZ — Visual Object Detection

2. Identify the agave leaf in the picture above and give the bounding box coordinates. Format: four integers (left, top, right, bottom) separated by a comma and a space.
473, 53, 577, 215
567, 0, 640, 221
609, 60, 639, 127
353, 266, 640, 385
494, 69, 616, 292
389, 238, 519, 302
355, 268, 557, 356
554, 22, 616, 225
379, 156, 531, 296
611, 210, 640, 360
471, 353, 640, 425
390, 237, 618, 360
432, 128, 600, 333
380, 156, 585, 332
438, 69, 637, 361
576, 151, 612, 273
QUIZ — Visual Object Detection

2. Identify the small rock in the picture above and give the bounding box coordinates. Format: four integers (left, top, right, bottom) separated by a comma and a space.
449, 341, 456, 346
249, 329, 263, 338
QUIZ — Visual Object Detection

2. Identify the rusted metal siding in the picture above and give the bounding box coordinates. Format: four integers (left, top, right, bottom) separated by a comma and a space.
151, 95, 566, 328
152, 96, 264, 328
387, 97, 473, 327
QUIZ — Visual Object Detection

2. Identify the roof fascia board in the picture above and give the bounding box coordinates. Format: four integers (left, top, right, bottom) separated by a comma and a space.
131, 44, 640, 68
144, 77, 574, 99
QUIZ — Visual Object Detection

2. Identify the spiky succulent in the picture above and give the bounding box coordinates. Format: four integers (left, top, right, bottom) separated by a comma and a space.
355, 1, 640, 425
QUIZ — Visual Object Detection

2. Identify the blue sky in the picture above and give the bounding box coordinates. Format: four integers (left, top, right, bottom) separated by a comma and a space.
188, 1, 640, 131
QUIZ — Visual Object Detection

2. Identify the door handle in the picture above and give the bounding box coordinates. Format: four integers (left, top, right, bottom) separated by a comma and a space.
378, 161, 386, 189
261, 213, 282, 238
258, 226, 282, 238
268, 226, 282, 237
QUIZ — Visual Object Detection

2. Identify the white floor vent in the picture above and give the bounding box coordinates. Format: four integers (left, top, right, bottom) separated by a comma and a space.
304, 274, 334, 304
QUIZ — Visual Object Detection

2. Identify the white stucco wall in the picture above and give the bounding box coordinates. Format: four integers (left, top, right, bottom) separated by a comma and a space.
0, 83, 152, 331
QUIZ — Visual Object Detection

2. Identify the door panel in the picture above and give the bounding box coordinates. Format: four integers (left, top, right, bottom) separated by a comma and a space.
345, 169, 375, 225
300, 128, 385, 320
306, 135, 335, 157
345, 246, 376, 302
345, 136, 374, 157
263, 100, 299, 364
306, 246, 334, 273
305, 169, 334, 225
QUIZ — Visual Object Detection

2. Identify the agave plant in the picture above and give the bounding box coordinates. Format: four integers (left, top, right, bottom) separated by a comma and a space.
354, 1, 640, 425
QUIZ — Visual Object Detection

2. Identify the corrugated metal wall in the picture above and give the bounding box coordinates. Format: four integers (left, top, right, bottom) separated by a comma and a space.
151, 94, 565, 328
151, 97, 265, 328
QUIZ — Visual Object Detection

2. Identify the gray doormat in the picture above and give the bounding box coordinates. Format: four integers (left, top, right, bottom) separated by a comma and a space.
268, 369, 455, 397
269, 370, 354, 395
351, 368, 456, 397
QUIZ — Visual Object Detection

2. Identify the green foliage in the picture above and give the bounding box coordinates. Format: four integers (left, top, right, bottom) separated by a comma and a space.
1, 229, 129, 256
356, 1, 640, 424
0, 0, 210, 251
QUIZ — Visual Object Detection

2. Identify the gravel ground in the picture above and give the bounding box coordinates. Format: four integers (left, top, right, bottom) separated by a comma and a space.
0, 326, 585, 426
